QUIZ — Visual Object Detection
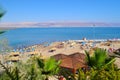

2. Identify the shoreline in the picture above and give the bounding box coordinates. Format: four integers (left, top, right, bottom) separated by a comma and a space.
1, 26, 120, 30
0, 39, 120, 68
1, 27, 120, 49
9, 39, 120, 56
11, 38, 120, 49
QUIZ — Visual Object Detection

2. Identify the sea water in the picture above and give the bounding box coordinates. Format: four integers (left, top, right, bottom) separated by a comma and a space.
0, 27, 120, 48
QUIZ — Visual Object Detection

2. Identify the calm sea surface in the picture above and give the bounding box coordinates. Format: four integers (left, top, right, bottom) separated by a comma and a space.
1, 27, 120, 48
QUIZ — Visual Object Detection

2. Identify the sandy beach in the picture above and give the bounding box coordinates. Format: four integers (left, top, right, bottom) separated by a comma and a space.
0, 39, 120, 80
0, 39, 120, 66
30, 40, 120, 57
1, 39, 119, 61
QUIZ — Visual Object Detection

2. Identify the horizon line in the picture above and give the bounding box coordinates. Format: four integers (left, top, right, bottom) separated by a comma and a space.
0, 21, 120, 28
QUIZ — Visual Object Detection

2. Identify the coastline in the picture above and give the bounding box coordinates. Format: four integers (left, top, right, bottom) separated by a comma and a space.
7, 39, 120, 57
1, 39, 120, 70
10, 38, 120, 49
1, 27, 120, 48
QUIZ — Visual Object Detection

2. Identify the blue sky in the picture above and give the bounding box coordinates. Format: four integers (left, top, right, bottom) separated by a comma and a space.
0, 0, 120, 23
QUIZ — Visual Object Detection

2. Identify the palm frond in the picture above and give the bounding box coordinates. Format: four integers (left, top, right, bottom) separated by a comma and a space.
44, 58, 57, 72
0, 31, 5, 34
85, 50, 93, 67
37, 59, 44, 69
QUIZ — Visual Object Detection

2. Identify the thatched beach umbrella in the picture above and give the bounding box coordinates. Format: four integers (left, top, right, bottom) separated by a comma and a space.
29, 52, 36, 55
68, 52, 86, 61
9, 56, 19, 62
52, 53, 68, 61
49, 47, 56, 52
28, 51, 40, 56
9, 52, 20, 56
60, 57, 87, 74
34, 51, 40, 54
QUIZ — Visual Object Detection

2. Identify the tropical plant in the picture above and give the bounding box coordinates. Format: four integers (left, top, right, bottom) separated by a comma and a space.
0, 31, 5, 34
18, 57, 43, 80
59, 67, 76, 80
85, 48, 115, 70
0, 5, 6, 18
13, 57, 60, 80
37, 58, 60, 80
0, 4, 6, 35
0, 38, 12, 64
0, 61, 24, 80
76, 64, 120, 80
0, 57, 60, 80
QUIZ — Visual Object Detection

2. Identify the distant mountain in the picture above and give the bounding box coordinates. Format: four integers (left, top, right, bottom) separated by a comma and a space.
0, 22, 120, 28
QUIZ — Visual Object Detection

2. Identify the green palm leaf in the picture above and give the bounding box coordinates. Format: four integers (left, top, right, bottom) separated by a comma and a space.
37, 59, 44, 69
44, 58, 57, 72
0, 6, 6, 18
0, 31, 5, 34
85, 48, 115, 69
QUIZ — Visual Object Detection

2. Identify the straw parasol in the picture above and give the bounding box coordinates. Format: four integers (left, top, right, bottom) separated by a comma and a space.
68, 52, 86, 61
51, 47, 56, 50
49, 47, 56, 52
52, 53, 68, 61
60, 57, 87, 74
9, 52, 20, 56
9, 56, 19, 62
29, 52, 37, 55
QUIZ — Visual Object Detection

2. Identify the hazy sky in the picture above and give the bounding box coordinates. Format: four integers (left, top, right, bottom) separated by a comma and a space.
0, 0, 120, 23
